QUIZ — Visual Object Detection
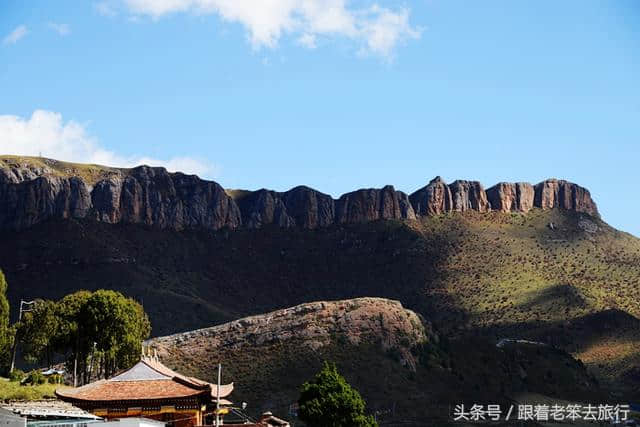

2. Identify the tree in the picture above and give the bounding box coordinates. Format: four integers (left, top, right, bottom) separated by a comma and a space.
298, 362, 377, 427
52, 290, 92, 382
18, 299, 59, 366
11, 289, 150, 384
78, 290, 150, 378
0, 270, 12, 374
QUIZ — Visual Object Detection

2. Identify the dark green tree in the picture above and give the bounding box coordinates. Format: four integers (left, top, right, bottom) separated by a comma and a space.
78, 290, 150, 378
298, 362, 377, 427
53, 291, 91, 359
18, 299, 59, 366
0, 270, 12, 374
10, 289, 150, 384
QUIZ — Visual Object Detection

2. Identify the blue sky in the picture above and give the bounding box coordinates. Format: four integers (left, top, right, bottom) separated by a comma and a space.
1, 1, 639, 235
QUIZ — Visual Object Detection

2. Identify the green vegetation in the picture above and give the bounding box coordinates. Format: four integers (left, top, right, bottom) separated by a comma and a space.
24, 370, 45, 385
16, 290, 151, 383
0, 270, 13, 375
159, 331, 604, 425
19, 299, 58, 366
298, 362, 377, 427
8, 369, 25, 382
1, 208, 639, 408
0, 378, 64, 400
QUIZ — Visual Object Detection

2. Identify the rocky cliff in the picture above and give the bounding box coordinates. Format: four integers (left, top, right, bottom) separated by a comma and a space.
0, 155, 599, 231
148, 297, 430, 370
0, 157, 240, 231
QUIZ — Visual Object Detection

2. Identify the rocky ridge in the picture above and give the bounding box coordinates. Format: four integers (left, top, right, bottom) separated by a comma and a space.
148, 297, 430, 370
0, 156, 599, 231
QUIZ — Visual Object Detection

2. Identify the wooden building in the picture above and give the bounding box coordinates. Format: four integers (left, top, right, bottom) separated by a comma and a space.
55, 356, 233, 427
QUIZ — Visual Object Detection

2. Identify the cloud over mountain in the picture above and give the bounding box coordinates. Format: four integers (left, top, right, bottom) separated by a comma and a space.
0, 110, 215, 177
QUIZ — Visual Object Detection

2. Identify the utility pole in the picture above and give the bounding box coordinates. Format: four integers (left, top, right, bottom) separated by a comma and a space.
215, 363, 222, 427
73, 333, 79, 387
87, 342, 97, 383
10, 300, 36, 373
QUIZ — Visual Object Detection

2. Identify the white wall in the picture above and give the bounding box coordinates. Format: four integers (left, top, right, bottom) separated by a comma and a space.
0, 409, 26, 427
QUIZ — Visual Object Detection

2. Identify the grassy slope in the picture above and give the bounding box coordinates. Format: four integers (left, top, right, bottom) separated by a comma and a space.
0, 155, 122, 185
157, 335, 605, 425
0, 378, 64, 400
0, 208, 638, 395
412, 209, 640, 388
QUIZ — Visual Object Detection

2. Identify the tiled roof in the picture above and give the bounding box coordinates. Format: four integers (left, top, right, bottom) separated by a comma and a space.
110, 361, 172, 382
1, 400, 100, 419
56, 357, 233, 403
56, 379, 205, 401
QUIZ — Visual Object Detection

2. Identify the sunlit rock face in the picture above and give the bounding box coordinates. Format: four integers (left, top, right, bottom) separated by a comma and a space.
0, 157, 599, 231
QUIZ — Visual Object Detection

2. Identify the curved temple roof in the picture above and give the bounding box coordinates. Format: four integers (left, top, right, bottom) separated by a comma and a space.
56, 357, 233, 403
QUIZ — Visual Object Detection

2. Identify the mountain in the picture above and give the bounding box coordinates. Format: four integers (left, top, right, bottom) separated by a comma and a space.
1, 155, 638, 408
147, 297, 606, 425
0, 155, 597, 231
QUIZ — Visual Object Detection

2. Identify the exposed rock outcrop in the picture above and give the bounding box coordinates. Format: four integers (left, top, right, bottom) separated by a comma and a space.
234, 189, 293, 229
335, 185, 416, 224
0, 156, 600, 231
0, 159, 240, 231
409, 176, 452, 216
409, 177, 598, 217
0, 175, 93, 230
149, 297, 430, 370
281, 186, 335, 229
233, 186, 335, 229
449, 180, 490, 212
486, 182, 535, 213
534, 179, 598, 216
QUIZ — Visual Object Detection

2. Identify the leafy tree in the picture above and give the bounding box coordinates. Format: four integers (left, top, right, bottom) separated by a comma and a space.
52, 290, 92, 381
11, 289, 150, 384
18, 299, 59, 366
298, 362, 377, 427
0, 270, 13, 374
78, 290, 150, 378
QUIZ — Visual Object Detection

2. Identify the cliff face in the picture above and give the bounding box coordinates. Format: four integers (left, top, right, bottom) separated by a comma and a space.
449, 180, 490, 212
233, 186, 335, 229
0, 160, 240, 231
409, 176, 452, 215
0, 156, 600, 231
411, 177, 596, 217
335, 185, 416, 223
534, 179, 599, 217
486, 182, 535, 213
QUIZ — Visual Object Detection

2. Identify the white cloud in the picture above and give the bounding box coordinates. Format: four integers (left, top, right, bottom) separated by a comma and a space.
0, 110, 216, 177
358, 5, 421, 59
95, 1, 118, 17
3, 25, 28, 45
48, 22, 71, 36
297, 33, 317, 49
121, 0, 421, 59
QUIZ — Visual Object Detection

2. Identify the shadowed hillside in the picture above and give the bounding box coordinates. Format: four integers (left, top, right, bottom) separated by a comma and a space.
1, 157, 639, 403
147, 298, 607, 426
1, 207, 639, 396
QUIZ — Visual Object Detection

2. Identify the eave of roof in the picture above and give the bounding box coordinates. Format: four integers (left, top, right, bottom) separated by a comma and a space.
55, 357, 233, 402
55, 379, 208, 402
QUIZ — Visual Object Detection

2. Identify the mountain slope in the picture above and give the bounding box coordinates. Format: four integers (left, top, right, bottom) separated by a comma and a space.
147, 298, 606, 426
2, 208, 638, 392
1, 156, 638, 401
